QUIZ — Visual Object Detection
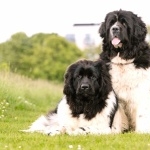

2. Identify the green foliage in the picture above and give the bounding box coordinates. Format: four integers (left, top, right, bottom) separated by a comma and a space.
0, 62, 10, 71
0, 32, 83, 82
0, 72, 150, 150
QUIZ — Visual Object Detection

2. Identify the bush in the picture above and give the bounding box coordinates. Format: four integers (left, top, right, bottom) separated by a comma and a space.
0, 33, 83, 82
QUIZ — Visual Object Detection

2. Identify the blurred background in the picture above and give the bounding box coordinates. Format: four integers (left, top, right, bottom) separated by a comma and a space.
0, 0, 150, 82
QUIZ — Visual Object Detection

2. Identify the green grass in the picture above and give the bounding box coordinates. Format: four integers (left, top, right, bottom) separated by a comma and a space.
0, 71, 150, 150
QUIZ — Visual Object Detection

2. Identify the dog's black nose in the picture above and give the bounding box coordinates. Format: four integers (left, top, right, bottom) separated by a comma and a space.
112, 26, 120, 32
81, 84, 89, 90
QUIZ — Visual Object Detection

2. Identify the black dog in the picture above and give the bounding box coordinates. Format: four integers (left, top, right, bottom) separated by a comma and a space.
23, 59, 128, 135
99, 9, 150, 133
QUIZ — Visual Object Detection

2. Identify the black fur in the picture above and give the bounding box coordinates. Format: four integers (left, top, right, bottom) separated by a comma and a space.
99, 9, 150, 69
63, 59, 117, 126
25, 59, 122, 135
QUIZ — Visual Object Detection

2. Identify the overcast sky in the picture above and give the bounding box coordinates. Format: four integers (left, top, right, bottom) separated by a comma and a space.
0, 0, 149, 45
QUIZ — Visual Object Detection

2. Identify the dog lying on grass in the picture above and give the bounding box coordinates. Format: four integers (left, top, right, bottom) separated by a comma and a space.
22, 59, 128, 135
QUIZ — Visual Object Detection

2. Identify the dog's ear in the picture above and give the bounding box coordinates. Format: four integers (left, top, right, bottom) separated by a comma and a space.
94, 60, 112, 91
63, 63, 77, 96
94, 60, 106, 87
133, 14, 147, 42
99, 22, 106, 38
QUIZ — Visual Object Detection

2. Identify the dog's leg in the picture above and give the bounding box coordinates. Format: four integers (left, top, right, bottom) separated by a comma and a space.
46, 126, 66, 136
136, 103, 150, 133
111, 105, 129, 133
66, 126, 111, 135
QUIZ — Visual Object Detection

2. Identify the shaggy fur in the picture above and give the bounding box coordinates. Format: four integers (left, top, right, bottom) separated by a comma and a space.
99, 9, 150, 133
22, 59, 128, 135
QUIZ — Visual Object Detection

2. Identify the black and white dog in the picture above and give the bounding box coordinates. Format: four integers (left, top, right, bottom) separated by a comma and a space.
99, 9, 150, 133
23, 59, 128, 135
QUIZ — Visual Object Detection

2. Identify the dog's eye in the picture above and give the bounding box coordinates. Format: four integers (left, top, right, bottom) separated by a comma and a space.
109, 17, 117, 26
90, 76, 96, 80
77, 75, 82, 79
110, 20, 115, 26
120, 18, 125, 23
120, 18, 126, 26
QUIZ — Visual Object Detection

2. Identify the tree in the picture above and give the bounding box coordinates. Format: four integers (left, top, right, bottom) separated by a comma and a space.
0, 33, 83, 82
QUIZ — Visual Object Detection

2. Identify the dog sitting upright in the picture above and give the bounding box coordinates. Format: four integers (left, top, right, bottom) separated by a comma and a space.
99, 9, 150, 133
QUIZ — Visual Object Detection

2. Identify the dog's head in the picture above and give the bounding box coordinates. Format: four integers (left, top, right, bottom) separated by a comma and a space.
63, 59, 112, 101
99, 10, 147, 49
63, 59, 113, 119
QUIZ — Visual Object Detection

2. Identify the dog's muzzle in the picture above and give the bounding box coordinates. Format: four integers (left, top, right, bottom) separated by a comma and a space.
80, 83, 89, 91
111, 26, 120, 36
110, 23, 122, 48
77, 82, 91, 96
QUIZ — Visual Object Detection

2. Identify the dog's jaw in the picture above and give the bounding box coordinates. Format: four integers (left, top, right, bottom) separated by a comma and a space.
113, 42, 123, 48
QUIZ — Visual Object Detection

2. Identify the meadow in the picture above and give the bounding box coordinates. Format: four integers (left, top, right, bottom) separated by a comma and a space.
0, 71, 150, 150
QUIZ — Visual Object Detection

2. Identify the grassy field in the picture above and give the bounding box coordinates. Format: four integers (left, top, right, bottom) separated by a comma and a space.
0, 71, 150, 150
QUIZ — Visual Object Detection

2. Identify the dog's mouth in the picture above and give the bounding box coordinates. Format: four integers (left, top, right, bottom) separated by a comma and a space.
111, 37, 122, 48
77, 90, 91, 96
77, 89, 94, 98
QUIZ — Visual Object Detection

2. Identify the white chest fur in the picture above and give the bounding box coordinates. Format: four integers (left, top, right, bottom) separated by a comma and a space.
110, 54, 150, 103
109, 54, 150, 132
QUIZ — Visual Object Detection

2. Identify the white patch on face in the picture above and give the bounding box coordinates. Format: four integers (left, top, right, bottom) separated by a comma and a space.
110, 22, 123, 48
110, 22, 119, 37
110, 55, 150, 132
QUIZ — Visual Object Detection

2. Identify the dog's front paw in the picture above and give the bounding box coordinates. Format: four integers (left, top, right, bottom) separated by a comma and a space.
47, 130, 61, 136
67, 127, 90, 135
46, 126, 66, 136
